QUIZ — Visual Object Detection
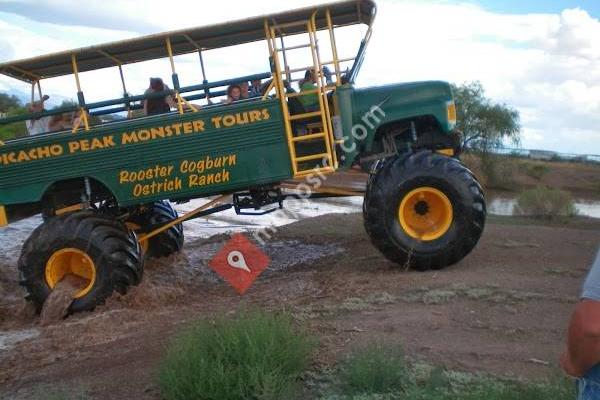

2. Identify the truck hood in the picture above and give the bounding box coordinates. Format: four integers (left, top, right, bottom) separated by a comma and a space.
353, 81, 453, 107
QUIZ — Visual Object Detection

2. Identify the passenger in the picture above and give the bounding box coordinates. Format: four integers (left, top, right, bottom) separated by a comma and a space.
62, 111, 82, 130
225, 84, 242, 104
240, 81, 250, 99
298, 69, 320, 112
143, 77, 176, 116
25, 95, 63, 135
249, 79, 262, 97
323, 66, 334, 86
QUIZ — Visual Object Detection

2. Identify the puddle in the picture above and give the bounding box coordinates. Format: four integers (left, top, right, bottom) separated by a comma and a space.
488, 197, 600, 218
148, 239, 343, 286
0, 328, 39, 351
175, 197, 363, 239
264, 240, 343, 272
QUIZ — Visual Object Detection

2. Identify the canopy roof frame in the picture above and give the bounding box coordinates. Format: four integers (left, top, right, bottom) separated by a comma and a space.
0, 0, 376, 84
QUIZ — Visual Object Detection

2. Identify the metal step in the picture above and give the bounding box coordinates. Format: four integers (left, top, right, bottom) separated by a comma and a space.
294, 152, 331, 163
291, 132, 326, 142
290, 111, 322, 121
276, 43, 312, 51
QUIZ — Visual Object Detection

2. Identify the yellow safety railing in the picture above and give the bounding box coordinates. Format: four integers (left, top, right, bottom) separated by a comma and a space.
71, 54, 90, 133
165, 37, 185, 115
308, 13, 337, 169
175, 92, 199, 113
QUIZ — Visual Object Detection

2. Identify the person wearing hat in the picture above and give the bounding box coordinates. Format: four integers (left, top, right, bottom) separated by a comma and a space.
25, 95, 54, 135
562, 247, 600, 399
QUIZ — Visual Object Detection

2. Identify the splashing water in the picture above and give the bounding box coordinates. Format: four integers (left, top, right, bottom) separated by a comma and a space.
39, 275, 87, 326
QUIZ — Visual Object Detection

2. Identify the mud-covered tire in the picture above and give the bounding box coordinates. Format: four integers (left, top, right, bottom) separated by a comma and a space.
18, 211, 144, 313
130, 201, 184, 258
363, 150, 486, 270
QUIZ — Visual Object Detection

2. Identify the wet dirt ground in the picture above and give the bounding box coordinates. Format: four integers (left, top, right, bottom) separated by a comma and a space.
0, 209, 599, 399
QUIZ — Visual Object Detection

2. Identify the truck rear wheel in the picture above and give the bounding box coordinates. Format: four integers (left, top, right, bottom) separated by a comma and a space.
18, 211, 144, 313
130, 201, 184, 258
363, 151, 485, 270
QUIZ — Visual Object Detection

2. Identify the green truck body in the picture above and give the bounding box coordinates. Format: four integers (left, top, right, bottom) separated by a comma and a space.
0, 81, 454, 218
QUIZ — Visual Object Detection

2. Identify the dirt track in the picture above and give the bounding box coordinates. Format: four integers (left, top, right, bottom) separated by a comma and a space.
1, 211, 599, 399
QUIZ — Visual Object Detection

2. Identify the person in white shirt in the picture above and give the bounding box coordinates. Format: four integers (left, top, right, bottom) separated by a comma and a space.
25, 95, 65, 135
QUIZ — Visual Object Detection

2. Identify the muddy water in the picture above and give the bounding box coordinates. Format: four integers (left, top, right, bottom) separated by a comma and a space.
0, 328, 39, 351
149, 240, 343, 285
98, 238, 344, 311
174, 197, 363, 238
39, 276, 86, 326
488, 197, 600, 218
0, 216, 43, 309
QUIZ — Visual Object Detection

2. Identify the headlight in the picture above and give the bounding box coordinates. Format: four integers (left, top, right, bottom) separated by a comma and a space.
446, 101, 457, 127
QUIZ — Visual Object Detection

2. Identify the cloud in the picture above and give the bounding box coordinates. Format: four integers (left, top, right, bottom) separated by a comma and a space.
0, 0, 161, 33
0, 39, 13, 60
0, 0, 326, 35
541, 8, 600, 60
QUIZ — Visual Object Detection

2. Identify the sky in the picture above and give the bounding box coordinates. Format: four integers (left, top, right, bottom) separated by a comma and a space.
0, 0, 599, 155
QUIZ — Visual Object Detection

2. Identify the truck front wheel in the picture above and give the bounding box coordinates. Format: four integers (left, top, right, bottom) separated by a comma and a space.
363, 151, 486, 270
18, 211, 144, 313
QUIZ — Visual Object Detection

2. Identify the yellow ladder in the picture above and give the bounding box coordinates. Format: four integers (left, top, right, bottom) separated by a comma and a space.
264, 14, 339, 178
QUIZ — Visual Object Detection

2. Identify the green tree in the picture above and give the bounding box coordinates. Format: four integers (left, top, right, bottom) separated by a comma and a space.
0, 92, 27, 140
452, 81, 521, 152
0, 107, 28, 140
0, 93, 22, 112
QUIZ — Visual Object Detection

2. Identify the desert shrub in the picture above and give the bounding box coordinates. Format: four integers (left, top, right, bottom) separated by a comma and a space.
159, 310, 314, 400
515, 186, 577, 219
338, 343, 411, 395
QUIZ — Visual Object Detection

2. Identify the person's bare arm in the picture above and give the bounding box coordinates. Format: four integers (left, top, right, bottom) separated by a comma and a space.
561, 299, 600, 376
166, 94, 177, 109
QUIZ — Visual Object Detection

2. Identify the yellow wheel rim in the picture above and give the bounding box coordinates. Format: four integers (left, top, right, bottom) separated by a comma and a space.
45, 248, 96, 298
398, 186, 453, 241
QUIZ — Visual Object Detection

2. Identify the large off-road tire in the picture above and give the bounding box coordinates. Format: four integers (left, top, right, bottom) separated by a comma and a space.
130, 201, 184, 258
363, 151, 486, 270
18, 211, 144, 313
